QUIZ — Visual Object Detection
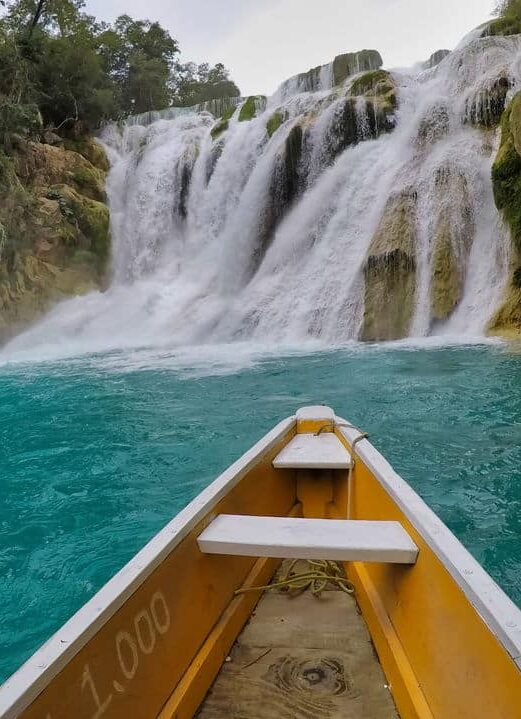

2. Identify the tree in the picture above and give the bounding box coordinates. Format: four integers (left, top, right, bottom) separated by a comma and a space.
172, 61, 240, 107
34, 32, 118, 129
98, 15, 179, 114
0, 0, 241, 143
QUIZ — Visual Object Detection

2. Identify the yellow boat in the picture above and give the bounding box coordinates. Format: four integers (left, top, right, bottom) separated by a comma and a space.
1, 406, 520, 719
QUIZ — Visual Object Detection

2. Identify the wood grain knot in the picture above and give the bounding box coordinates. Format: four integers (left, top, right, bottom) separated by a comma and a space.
264, 655, 350, 697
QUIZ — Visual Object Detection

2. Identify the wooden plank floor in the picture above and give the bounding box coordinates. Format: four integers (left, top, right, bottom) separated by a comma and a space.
197, 563, 399, 719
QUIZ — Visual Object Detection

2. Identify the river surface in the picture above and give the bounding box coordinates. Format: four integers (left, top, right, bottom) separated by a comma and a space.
1, 341, 521, 682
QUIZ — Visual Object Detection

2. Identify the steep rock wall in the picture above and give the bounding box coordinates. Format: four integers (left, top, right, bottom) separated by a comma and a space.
361, 190, 417, 341
0, 136, 110, 341
490, 91, 521, 336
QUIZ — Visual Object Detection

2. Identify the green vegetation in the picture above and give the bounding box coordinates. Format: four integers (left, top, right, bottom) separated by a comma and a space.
350, 70, 391, 97
210, 104, 237, 140
266, 111, 285, 138
362, 191, 417, 341
430, 225, 461, 320
490, 88, 521, 336
486, 1, 521, 35
171, 62, 240, 107
238, 96, 258, 122
492, 94, 521, 248
0, 0, 241, 145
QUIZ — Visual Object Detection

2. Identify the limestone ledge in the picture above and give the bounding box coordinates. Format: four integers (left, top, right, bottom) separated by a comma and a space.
0, 136, 110, 342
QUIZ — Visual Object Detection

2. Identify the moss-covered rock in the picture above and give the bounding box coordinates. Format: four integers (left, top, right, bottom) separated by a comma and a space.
210, 118, 229, 140
350, 70, 393, 97
210, 99, 266, 138
361, 190, 417, 341
430, 223, 462, 320
482, 16, 521, 37
486, 92, 521, 336
47, 184, 110, 262
0, 137, 110, 341
266, 111, 286, 138
333, 50, 383, 86
71, 165, 106, 202
492, 94, 521, 248
429, 168, 474, 322
238, 96, 263, 122
348, 69, 397, 119
63, 137, 109, 172
14, 141, 107, 200
488, 246, 521, 336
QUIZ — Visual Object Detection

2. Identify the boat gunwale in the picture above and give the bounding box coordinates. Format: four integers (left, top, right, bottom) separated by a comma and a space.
0, 415, 297, 718
337, 416, 521, 669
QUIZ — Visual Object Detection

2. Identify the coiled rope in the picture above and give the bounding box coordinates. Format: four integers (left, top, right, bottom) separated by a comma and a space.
235, 559, 355, 598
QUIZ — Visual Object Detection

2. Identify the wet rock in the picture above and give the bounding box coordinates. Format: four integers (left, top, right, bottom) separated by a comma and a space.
416, 103, 450, 146
319, 94, 395, 169
492, 92, 521, 248
239, 96, 267, 122
349, 69, 395, 101
333, 50, 383, 86
423, 49, 450, 69
361, 190, 417, 341
430, 168, 474, 321
41, 130, 63, 146
267, 110, 288, 138
465, 76, 510, 128
173, 146, 198, 219
248, 124, 304, 277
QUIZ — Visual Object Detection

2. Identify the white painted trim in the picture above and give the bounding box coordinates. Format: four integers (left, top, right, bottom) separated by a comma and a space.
0, 417, 296, 719
198, 515, 418, 563
296, 406, 335, 421
336, 416, 521, 667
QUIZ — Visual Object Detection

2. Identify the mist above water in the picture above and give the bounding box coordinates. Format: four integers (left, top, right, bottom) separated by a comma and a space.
4, 32, 521, 363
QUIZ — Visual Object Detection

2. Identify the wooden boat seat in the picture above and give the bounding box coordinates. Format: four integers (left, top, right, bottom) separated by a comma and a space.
198, 515, 418, 564
272, 432, 352, 469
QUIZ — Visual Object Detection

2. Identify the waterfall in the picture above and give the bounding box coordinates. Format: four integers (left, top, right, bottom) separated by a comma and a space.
4, 34, 521, 359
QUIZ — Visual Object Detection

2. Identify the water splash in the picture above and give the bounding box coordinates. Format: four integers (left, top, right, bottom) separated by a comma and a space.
3, 33, 521, 361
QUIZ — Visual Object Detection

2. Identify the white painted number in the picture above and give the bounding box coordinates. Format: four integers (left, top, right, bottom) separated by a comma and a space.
81, 664, 113, 719
116, 631, 139, 680
134, 609, 156, 654
47, 590, 172, 718
150, 591, 170, 635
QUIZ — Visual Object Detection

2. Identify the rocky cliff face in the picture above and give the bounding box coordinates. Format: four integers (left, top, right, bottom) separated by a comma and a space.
0, 135, 110, 341
490, 91, 521, 336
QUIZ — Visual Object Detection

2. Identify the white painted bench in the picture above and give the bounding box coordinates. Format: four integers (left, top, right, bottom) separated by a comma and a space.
272, 433, 352, 469
198, 515, 418, 564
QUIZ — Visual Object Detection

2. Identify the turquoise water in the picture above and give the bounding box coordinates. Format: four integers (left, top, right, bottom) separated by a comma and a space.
1, 342, 521, 683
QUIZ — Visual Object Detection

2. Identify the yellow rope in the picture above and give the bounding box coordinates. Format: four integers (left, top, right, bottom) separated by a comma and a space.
234, 559, 355, 598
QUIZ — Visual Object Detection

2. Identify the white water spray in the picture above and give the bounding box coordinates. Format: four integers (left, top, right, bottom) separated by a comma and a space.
4, 33, 521, 361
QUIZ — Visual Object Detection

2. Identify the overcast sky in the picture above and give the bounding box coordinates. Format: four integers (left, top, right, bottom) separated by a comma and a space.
86, 0, 498, 96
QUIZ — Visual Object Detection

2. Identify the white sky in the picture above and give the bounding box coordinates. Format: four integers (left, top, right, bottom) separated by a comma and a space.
86, 0, 498, 96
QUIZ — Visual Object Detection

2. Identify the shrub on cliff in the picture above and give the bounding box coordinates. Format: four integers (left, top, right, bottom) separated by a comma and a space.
488, 1, 521, 35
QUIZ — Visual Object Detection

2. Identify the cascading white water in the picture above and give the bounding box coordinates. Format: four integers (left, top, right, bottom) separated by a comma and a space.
4, 32, 521, 360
